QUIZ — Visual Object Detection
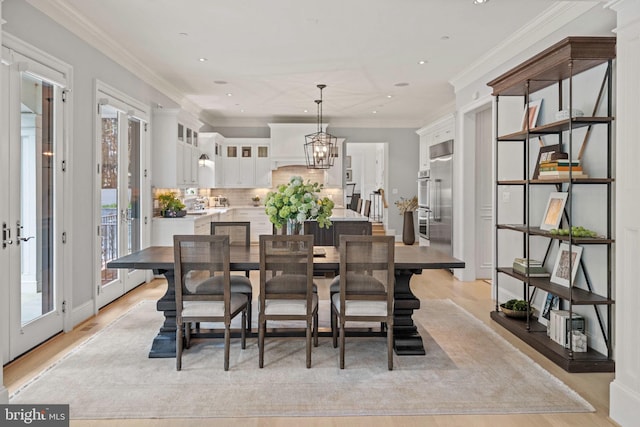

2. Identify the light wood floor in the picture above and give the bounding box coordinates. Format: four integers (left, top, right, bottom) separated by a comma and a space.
3, 269, 618, 427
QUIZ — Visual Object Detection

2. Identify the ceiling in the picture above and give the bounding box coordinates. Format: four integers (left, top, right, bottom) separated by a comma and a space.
28, 0, 573, 128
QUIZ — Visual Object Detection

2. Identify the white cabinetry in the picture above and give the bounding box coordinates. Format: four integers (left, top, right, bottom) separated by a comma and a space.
221, 138, 271, 188
152, 108, 202, 188
416, 114, 455, 171
231, 208, 271, 242
268, 123, 318, 168
198, 132, 224, 188
151, 213, 219, 246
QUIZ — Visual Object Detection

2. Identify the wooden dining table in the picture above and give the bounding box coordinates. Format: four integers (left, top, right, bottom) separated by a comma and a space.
107, 244, 464, 358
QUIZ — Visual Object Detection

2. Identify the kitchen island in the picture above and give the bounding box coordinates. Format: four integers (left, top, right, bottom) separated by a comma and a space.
304, 208, 371, 246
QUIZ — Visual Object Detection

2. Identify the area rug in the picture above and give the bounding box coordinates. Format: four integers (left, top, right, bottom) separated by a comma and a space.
10, 299, 593, 419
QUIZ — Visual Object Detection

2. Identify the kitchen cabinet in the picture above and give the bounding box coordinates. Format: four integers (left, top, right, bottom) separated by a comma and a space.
198, 132, 224, 188
221, 138, 271, 188
488, 36, 615, 373
229, 208, 271, 242
151, 212, 220, 246
152, 108, 202, 188
416, 115, 454, 172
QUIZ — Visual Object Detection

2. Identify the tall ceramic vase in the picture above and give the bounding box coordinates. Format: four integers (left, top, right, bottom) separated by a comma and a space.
402, 211, 415, 245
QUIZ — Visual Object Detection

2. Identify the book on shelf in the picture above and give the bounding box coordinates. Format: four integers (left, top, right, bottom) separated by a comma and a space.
549, 310, 586, 348
512, 258, 550, 277
513, 257, 543, 266
538, 171, 589, 179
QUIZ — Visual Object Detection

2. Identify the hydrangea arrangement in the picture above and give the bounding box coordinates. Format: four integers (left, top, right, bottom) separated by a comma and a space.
265, 176, 334, 229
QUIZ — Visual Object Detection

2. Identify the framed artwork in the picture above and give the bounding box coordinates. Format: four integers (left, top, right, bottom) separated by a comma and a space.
550, 243, 583, 286
532, 143, 561, 179
539, 292, 559, 326
540, 192, 567, 231
521, 99, 543, 130
345, 169, 353, 182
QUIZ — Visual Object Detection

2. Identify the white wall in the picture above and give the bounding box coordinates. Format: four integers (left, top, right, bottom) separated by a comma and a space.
608, 1, 640, 425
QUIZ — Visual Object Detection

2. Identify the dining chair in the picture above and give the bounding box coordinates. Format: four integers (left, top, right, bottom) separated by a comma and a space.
258, 234, 318, 368
356, 198, 363, 215
362, 199, 371, 217
174, 234, 248, 371
199, 221, 253, 332
331, 235, 395, 370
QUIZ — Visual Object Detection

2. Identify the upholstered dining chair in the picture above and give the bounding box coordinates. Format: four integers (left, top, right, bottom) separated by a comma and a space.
331, 235, 395, 370
174, 234, 248, 371
258, 234, 318, 368
199, 221, 253, 332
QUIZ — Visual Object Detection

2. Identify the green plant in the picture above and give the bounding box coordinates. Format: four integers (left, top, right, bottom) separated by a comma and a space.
502, 299, 529, 311
252, 195, 261, 202
549, 226, 598, 238
157, 192, 185, 215
265, 176, 334, 229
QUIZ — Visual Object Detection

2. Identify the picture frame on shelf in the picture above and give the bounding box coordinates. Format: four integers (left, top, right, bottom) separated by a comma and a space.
521, 99, 543, 130
532, 143, 561, 179
539, 292, 560, 327
540, 192, 568, 231
550, 243, 583, 286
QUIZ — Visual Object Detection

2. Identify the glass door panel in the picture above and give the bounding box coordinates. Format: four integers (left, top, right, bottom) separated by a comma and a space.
127, 117, 141, 258
100, 105, 120, 287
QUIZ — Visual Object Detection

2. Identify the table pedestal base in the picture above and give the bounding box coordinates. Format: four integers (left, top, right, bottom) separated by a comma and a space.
393, 269, 425, 355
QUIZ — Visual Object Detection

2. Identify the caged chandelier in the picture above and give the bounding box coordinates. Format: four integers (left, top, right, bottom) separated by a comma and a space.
304, 84, 337, 169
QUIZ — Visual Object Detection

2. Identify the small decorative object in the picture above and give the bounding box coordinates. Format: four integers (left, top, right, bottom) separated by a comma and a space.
265, 176, 334, 232
540, 192, 568, 231
555, 109, 584, 121
157, 192, 186, 218
252, 195, 261, 207
549, 226, 599, 238
571, 330, 587, 352
395, 196, 418, 245
550, 243, 583, 286
500, 299, 531, 318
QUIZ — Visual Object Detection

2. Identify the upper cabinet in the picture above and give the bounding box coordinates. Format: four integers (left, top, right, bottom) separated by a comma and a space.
416, 114, 455, 171
220, 138, 271, 188
198, 132, 225, 188
151, 108, 203, 188
268, 123, 320, 169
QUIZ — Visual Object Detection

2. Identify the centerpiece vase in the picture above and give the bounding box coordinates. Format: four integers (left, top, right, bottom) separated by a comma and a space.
286, 219, 303, 235
402, 211, 415, 245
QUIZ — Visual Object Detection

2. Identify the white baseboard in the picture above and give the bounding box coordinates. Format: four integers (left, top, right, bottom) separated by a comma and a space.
0, 385, 8, 403
610, 379, 640, 427
69, 300, 96, 331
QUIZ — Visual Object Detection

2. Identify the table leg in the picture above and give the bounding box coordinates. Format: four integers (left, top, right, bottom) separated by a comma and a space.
393, 269, 425, 355
149, 269, 177, 358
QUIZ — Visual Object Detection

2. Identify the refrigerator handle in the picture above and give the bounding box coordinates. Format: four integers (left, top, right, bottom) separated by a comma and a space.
434, 179, 441, 221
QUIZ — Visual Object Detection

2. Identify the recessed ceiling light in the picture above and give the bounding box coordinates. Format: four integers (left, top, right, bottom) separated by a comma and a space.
372, 110, 377, 114
473, 0, 488, 4
387, 95, 393, 99
199, 58, 207, 62
441, 35, 450, 40
240, 109, 244, 113
304, 109, 308, 113
226, 93, 232, 97
418, 60, 427, 65
394, 82, 410, 87
214, 80, 228, 85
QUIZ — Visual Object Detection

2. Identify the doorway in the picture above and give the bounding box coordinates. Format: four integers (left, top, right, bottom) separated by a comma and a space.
1, 45, 68, 362
95, 85, 149, 308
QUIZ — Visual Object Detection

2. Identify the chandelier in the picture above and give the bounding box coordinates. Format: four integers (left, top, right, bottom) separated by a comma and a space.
304, 84, 337, 169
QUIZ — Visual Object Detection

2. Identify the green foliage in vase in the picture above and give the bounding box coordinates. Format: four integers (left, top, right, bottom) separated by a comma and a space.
157, 192, 185, 215
265, 176, 334, 229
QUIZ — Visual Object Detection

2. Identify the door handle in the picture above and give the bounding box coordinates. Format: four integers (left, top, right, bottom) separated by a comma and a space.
2, 222, 13, 248
16, 220, 35, 245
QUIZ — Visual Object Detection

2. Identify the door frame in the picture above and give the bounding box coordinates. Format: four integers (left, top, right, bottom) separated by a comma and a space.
93, 80, 150, 310
1, 33, 74, 363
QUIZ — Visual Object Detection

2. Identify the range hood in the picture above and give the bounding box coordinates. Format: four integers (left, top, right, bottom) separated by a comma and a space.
268, 123, 328, 169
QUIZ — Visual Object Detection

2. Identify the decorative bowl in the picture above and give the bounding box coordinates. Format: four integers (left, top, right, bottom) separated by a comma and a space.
500, 303, 531, 318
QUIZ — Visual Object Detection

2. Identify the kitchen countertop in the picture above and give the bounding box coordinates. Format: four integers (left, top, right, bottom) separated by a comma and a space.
153, 206, 366, 221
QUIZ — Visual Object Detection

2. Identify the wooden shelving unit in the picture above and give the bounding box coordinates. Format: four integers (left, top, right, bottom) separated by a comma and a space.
487, 36, 616, 373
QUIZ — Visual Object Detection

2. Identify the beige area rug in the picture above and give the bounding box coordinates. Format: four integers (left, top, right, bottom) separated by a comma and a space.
10, 299, 593, 419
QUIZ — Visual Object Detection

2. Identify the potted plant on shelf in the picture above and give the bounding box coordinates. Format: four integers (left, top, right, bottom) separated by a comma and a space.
265, 176, 334, 234
395, 195, 418, 245
157, 192, 186, 217
252, 195, 261, 207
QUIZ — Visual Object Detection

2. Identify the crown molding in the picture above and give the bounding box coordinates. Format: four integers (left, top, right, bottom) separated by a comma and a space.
24, 0, 202, 117
449, 1, 601, 93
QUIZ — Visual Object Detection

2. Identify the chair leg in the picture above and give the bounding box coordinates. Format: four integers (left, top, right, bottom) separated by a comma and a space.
241, 308, 247, 350
224, 323, 230, 371
185, 322, 191, 349
246, 294, 252, 333
258, 316, 265, 368
176, 321, 183, 371
387, 319, 394, 371
306, 319, 312, 369
331, 306, 338, 348
339, 318, 346, 369
313, 308, 319, 347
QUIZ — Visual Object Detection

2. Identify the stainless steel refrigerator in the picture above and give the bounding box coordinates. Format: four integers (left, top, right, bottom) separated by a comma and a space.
428, 140, 453, 256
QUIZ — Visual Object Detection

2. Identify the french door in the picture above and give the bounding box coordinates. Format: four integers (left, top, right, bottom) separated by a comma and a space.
96, 88, 148, 307
1, 48, 67, 361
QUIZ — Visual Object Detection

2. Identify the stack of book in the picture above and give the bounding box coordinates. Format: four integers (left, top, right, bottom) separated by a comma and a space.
549, 309, 586, 349
512, 258, 550, 277
538, 159, 588, 179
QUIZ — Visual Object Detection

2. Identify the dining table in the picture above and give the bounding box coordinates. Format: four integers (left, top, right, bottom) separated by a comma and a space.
107, 244, 464, 358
